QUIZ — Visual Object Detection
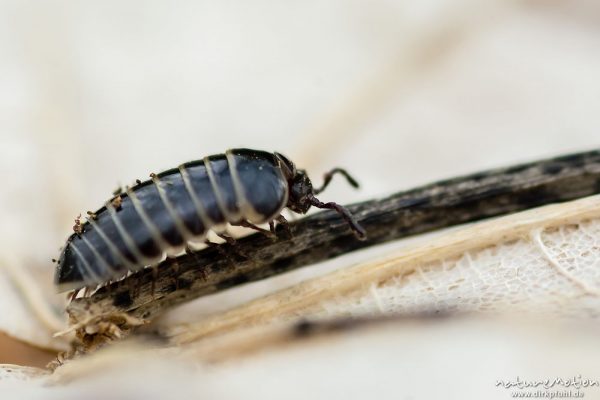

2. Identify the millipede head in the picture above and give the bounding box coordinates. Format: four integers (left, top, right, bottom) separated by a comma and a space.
286, 170, 314, 214
279, 157, 366, 240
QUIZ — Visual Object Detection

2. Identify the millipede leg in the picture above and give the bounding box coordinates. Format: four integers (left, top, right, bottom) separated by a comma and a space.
134, 273, 143, 298
127, 274, 137, 298
68, 289, 80, 303
236, 220, 277, 240
184, 244, 199, 270
204, 238, 220, 250
185, 244, 208, 280
218, 232, 253, 260
205, 238, 239, 266
151, 265, 158, 298
216, 232, 236, 246
276, 214, 292, 238
169, 257, 182, 291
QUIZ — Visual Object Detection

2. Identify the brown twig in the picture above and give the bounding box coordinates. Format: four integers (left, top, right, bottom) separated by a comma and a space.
66, 149, 600, 346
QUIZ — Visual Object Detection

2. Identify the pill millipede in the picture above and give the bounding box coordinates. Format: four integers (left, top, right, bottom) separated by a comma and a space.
55, 148, 366, 293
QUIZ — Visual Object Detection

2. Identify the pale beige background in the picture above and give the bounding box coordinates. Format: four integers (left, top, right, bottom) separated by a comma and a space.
0, 0, 599, 398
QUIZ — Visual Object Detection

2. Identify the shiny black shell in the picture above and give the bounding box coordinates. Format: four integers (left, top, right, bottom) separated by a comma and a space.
55, 149, 289, 291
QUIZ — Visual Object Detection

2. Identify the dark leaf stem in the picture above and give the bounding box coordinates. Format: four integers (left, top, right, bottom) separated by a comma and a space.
67, 150, 600, 328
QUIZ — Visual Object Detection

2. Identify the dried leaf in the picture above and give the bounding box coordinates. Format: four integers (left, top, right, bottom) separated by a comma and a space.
169, 195, 600, 345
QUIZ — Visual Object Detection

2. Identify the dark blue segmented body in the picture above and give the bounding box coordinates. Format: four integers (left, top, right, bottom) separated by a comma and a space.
55, 148, 365, 292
